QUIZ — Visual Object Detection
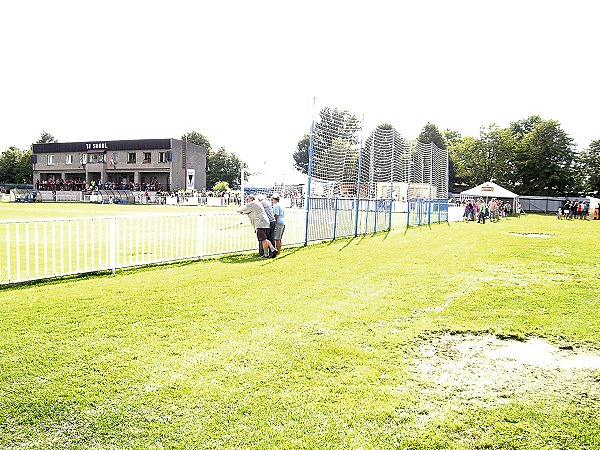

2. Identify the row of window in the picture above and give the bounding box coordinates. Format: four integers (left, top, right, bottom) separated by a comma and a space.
45, 152, 170, 166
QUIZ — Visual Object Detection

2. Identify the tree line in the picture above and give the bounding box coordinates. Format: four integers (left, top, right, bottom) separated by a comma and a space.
441, 116, 599, 196
3, 117, 599, 197
293, 110, 600, 197
0, 132, 245, 192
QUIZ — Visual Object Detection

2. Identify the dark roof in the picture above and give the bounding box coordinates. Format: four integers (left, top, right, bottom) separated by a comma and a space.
32, 138, 200, 153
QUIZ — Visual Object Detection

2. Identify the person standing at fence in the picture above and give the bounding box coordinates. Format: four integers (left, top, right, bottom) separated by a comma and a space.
257, 194, 276, 251
271, 194, 285, 254
238, 194, 277, 258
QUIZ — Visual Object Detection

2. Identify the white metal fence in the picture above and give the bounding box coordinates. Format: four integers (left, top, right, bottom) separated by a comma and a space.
2, 203, 396, 285
1, 193, 413, 285
0, 211, 297, 285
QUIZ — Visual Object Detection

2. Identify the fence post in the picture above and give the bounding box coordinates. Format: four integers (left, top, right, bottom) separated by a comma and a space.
196, 214, 203, 259
373, 200, 378, 233
6, 224, 11, 282
333, 197, 339, 240
429, 200, 432, 225
406, 152, 412, 228
110, 216, 117, 274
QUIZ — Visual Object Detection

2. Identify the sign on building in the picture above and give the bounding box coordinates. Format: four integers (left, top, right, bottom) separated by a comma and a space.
186, 169, 195, 190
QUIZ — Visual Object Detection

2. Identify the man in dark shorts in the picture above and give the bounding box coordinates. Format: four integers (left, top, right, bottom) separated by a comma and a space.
257, 194, 276, 250
238, 194, 277, 258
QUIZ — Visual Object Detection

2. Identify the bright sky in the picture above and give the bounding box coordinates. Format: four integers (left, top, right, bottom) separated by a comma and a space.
1, 0, 598, 174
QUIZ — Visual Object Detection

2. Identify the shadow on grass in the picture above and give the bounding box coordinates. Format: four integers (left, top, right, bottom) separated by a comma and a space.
218, 246, 304, 264
335, 229, 391, 250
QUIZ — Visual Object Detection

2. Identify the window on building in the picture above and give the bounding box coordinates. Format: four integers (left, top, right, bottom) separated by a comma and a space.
80, 154, 87, 165
66, 154, 73, 165
159, 152, 167, 163
143, 152, 151, 163
128, 153, 136, 163
89, 153, 105, 163
47, 154, 55, 165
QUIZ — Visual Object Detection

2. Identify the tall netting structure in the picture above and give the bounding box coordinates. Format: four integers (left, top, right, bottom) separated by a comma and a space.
307, 107, 362, 198
406, 140, 449, 226
410, 141, 449, 199
304, 103, 450, 242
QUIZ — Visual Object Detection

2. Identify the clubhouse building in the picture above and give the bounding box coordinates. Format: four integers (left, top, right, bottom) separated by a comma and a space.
32, 138, 207, 192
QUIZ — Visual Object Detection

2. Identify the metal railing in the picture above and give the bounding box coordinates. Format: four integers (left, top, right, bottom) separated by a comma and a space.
1, 199, 395, 285
407, 198, 449, 226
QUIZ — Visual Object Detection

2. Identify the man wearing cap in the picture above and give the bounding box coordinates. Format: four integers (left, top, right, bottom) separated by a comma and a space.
238, 194, 277, 258
271, 194, 285, 254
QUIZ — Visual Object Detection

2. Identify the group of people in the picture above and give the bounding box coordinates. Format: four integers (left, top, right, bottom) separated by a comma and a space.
35, 179, 166, 193
462, 197, 514, 223
557, 200, 591, 220
238, 193, 286, 258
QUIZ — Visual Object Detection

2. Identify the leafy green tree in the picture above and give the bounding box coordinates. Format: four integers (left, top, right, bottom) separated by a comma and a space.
206, 147, 244, 189
443, 129, 462, 192
36, 132, 57, 144
418, 122, 446, 149
447, 135, 482, 190
509, 115, 542, 142
0, 147, 17, 182
442, 129, 462, 147
293, 134, 310, 174
514, 119, 576, 195
478, 125, 517, 188
296, 107, 361, 178
181, 131, 211, 150
0, 146, 33, 183
212, 181, 230, 193
16, 149, 33, 183
580, 139, 600, 195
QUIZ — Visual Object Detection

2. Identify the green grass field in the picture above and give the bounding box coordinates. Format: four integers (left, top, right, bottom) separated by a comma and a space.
1, 210, 599, 449
0, 201, 241, 220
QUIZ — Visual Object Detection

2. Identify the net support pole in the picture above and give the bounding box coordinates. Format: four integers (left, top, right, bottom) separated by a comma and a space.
429, 142, 433, 226
406, 149, 412, 227
353, 114, 365, 237
389, 128, 395, 230
304, 97, 316, 247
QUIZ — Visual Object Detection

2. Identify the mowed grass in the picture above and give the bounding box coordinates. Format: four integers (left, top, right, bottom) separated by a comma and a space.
1, 213, 599, 449
0, 201, 240, 220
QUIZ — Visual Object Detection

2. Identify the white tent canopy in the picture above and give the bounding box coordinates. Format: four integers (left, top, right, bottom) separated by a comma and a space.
460, 181, 518, 199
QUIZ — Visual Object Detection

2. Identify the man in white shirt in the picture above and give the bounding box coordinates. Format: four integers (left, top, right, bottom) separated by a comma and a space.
238, 194, 277, 258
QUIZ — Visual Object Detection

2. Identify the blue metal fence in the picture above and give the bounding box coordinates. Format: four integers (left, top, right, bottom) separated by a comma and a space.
1, 197, 447, 285
304, 197, 392, 244
407, 198, 449, 226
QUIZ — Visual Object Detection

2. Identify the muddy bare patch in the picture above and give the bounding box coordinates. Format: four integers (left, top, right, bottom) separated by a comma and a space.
509, 232, 552, 238
415, 333, 600, 407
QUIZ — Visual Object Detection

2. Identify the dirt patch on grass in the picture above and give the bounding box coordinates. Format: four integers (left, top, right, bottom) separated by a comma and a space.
509, 232, 552, 238
415, 333, 600, 407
